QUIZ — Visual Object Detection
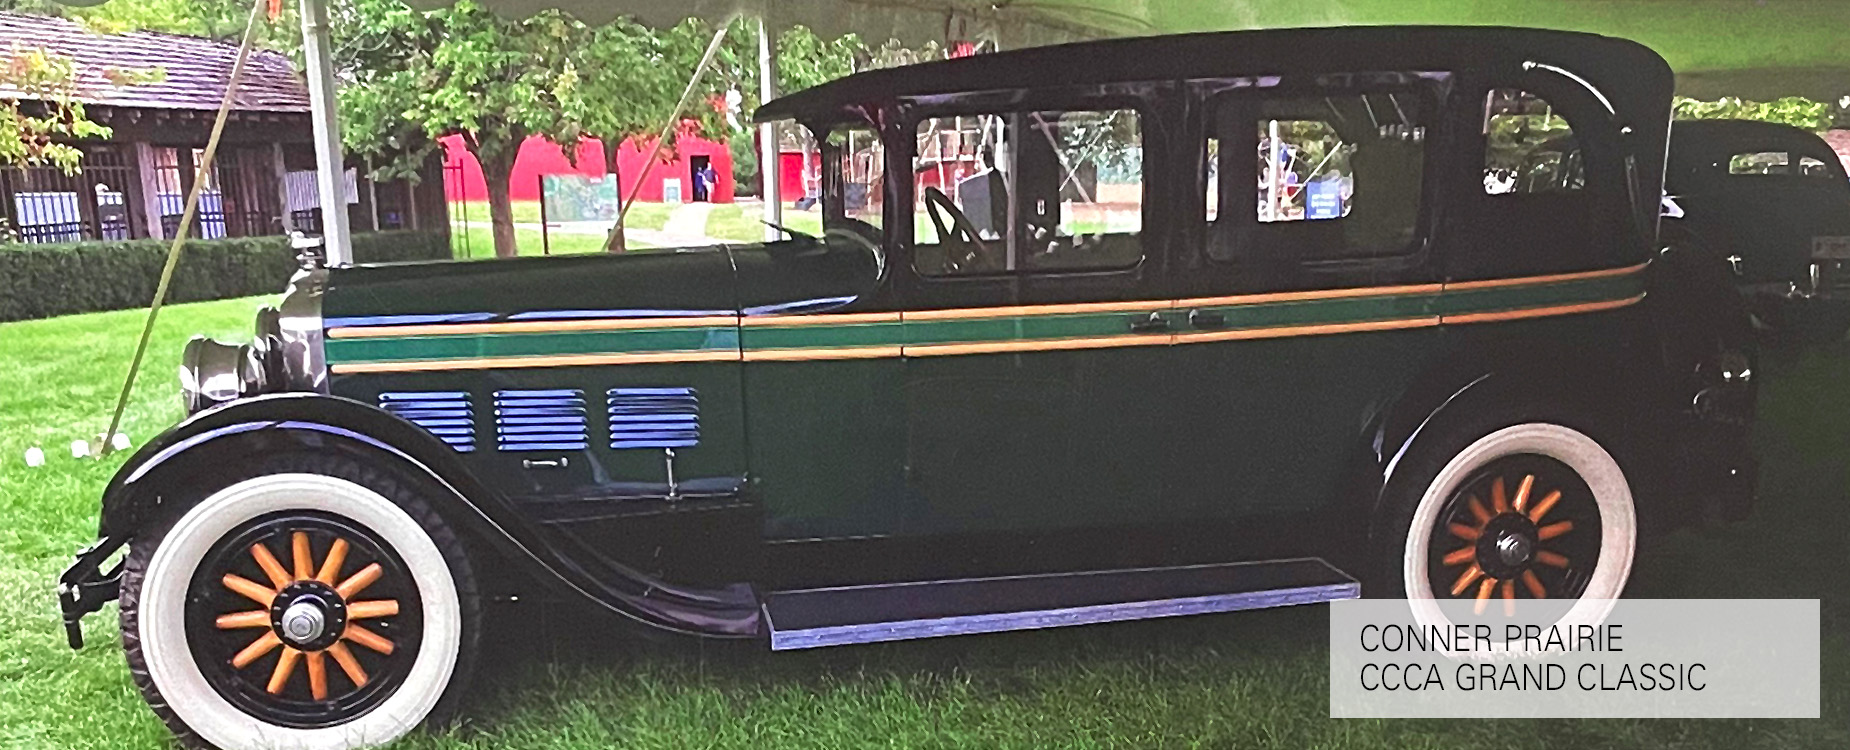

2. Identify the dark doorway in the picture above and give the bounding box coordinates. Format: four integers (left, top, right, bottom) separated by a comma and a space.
690, 155, 713, 202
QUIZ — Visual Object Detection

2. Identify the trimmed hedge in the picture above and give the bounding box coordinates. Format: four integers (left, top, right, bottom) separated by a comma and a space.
0, 231, 450, 322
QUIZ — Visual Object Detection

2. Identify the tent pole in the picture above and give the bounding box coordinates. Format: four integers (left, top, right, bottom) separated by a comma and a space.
300, 0, 353, 265
758, 16, 781, 241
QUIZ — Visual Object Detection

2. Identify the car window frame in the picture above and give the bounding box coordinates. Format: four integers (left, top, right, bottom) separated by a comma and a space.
896, 90, 1159, 283
1195, 78, 1445, 273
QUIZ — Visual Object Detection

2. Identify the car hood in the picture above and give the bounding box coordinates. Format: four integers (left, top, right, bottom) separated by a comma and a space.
322, 236, 884, 330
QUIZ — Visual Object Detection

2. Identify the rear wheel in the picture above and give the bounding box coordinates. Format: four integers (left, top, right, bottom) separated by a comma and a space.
1376, 416, 1637, 631
120, 456, 479, 749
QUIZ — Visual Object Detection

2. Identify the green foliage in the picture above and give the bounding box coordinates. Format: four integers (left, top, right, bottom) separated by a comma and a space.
728, 129, 760, 197
0, 231, 448, 322
774, 25, 862, 94
0, 47, 110, 173
1674, 96, 1834, 132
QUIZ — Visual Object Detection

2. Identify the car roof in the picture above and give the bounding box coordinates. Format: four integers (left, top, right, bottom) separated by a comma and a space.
756, 25, 1671, 129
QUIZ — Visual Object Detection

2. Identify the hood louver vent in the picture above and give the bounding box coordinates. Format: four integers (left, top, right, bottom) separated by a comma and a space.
378, 391, 475, 452
494, 389, 588, 452
607, 387, 700, 449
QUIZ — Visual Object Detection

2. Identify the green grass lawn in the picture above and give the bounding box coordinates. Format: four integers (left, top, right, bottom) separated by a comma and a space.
448, 225, 656, 258
448, 200, 675, 257
0, 300, 1844, 748
449, 200, 676, 232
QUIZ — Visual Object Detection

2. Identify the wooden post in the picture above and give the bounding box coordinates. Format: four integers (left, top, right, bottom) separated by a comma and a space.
176, 148, 198, 238
0, 169, 17, 238
120, 143, 149, 239
75, 152, 102, 241
272, 143, 294, 233
134, 142, 165, 240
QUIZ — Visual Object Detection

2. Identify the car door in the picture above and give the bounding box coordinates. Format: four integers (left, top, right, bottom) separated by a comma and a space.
1160, 76, 1450, 530
898, 97, 1177, 537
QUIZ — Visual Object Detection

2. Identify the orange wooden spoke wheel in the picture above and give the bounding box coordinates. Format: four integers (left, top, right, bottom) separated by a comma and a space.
184, 513, 422, 728
1424, 454, 1603, 611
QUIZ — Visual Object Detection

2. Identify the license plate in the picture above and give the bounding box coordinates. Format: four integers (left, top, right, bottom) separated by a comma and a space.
1814, 236, 1850, 260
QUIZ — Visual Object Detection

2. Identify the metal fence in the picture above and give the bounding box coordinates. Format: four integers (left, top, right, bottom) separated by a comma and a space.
2, 145, 138, 243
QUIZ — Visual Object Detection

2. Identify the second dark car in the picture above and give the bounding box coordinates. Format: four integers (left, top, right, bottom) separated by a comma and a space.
1666, 119, 1850, 341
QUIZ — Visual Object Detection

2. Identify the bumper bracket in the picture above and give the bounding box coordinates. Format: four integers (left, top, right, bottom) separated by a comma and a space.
58, 537, 126, 650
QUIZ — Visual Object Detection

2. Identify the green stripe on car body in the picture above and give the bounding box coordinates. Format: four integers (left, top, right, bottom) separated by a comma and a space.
324, 267, 1646, 369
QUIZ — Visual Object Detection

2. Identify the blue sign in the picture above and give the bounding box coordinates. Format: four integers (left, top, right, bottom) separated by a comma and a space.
1306, 179, 1343, 220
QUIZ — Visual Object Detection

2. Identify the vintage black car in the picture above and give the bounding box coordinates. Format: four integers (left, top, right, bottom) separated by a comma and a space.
58, 26, 1756, 749
1666, 119, 1850, 340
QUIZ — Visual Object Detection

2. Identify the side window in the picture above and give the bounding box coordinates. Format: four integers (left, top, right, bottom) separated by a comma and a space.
1727, 151, 1835, 178
1728, 151, 1788, 175
1483, 89, 1582, 194
825, 128, 884, 231
912, 109, 1144, 276
1207, 92, 1428, 262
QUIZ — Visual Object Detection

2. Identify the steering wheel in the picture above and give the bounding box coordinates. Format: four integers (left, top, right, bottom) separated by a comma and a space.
923, 186, 996, 274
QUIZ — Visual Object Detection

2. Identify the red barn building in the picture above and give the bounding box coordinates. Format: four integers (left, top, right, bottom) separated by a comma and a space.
443, 127, 734, 205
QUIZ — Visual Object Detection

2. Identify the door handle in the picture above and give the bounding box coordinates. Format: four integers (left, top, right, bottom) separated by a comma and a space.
1188, 309, 1227, 329
1128, 312, 1170, 334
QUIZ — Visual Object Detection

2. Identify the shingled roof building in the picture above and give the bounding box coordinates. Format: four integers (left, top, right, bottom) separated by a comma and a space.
0, 12, 442, 243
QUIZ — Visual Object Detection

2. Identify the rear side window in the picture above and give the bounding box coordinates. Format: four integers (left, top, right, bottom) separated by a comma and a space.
1206, 91, 1429, 262
1727, 151, 1836, 178
1484, 89, 1582, 194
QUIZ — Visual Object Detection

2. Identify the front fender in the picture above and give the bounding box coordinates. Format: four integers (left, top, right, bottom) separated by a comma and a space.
97, 392, 759, 638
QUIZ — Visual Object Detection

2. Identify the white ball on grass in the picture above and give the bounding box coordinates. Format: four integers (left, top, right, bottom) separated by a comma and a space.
70, 440, 90, 459
23, 447, 44, 468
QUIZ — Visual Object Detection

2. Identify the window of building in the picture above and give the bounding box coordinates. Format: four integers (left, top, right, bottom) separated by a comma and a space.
1206, 91, 1428, 262
912, 108, 1144, 276
1483, 89, 1582, 194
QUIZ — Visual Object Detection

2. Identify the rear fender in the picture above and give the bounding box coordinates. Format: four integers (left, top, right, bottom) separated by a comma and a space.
1358, 329, 1671, 548
98, 392, 759, 638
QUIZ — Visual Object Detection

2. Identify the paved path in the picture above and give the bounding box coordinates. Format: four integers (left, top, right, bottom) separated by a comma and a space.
662, 202, 715, 238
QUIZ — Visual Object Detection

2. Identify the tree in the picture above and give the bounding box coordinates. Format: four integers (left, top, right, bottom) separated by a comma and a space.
335, 0, 579, 257
0, 47, 110, 174
555, 17, 685, 252
1674, 96, 1833, 132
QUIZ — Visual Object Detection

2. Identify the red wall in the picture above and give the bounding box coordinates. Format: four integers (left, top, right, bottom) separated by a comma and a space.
443, 126, 733, 204
778, 151, 821, 199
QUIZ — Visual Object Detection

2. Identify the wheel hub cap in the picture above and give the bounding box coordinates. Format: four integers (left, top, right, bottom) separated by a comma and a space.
1428, 459, 1603, 613
1495, 533, 1533, 567
280, 601, 325, 645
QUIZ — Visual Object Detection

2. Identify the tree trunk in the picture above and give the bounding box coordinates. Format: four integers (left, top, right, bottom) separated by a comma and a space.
475, 145, 519, 258
602, 137, 627, 254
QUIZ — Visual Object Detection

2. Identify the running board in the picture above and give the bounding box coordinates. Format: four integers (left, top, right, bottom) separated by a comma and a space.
763, 557, 1357, 651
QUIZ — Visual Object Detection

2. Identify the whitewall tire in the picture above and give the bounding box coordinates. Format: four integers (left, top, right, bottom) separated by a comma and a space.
119, 459, 479, 750
1398, 422, 1636, 632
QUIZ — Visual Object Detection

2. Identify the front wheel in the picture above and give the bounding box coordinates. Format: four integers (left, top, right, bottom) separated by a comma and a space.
119, 457, 479, 749
1376, 418, 1638, 631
